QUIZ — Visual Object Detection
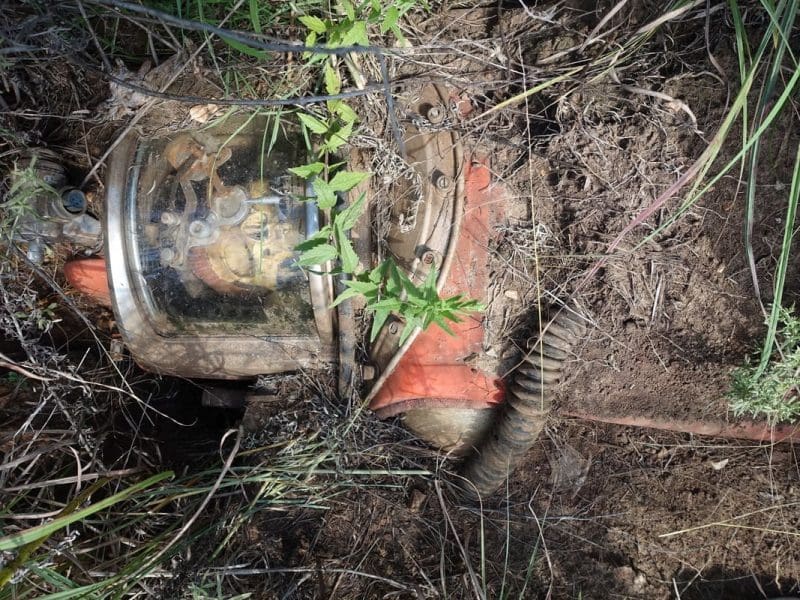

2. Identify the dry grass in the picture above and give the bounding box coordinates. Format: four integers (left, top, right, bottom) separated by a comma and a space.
2, 0, 800, 597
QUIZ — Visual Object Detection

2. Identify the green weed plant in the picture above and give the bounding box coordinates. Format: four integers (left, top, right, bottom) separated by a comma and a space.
729, 305, 800, 424
290, 4, 483, 344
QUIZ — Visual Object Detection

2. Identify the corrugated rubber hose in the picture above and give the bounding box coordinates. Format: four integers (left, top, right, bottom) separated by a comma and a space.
460, 309, 586, 498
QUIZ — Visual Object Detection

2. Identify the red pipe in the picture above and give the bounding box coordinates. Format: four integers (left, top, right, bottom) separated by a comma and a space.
562, 410, 800, 443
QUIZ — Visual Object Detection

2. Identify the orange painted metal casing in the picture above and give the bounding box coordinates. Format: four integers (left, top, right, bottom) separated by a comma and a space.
369, 158, 506, 418
64, 257, 112, 307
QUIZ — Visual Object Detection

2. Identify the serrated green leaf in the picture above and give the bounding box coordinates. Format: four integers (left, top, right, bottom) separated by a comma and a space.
294, 226, 331, 252
298, 243, 338, 266
288, 162, 326, 179
330, 286, 362, 307
380, 6, 399, 33
323, 120, 354, 152
329, 171, 370, 193
398, 320, 417, 345
433, 315, 456, 336
341, 21, 369, 46
343, 278, 379, 294
324, 62, 341, 95
368, 261, 387, 283
390, 23, 406, 44
400, 272, 425, 301
299, 15, 328, 34
298, 112, 329, 135
386, 262, 404, 295
328, 100, 359, 124
370, 298, 403, 311
312, 178, 337, 209
340, 0, 356, 21
370, 308, 391, 341
336, 192, 366, 231
334, 221, 360, 273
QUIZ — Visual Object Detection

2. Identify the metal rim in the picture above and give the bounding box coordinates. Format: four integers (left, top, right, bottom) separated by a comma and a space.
104, 131, 336, 379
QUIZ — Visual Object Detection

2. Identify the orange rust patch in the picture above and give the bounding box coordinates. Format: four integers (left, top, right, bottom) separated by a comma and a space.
370, 157, 506, 417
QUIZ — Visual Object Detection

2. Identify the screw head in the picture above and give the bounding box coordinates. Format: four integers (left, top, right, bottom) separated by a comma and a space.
426, 104, 444, 124
360, 364, 377, 381
388, 322, 399, 335
433, 172, 452, 191
160, 212, 180, 226
189, 220, 212, 238
422, 251, 435, 265
160, 247, 176, 264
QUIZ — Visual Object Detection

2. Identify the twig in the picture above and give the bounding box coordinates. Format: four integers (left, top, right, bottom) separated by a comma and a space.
0, 353, 53, 382
659, 501, 800, 538
434, 481, 484, 600
88, 0, 386, 57
70, 54, 388, 107
75, 0, 112, 73
206, 566, 410, 591
79, 0, 248, 187
580, 0, 629, 51
2, 468, 145, 492
466, 67, 582, 124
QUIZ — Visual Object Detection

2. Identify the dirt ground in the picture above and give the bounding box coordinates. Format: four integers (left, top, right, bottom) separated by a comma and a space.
3, 0, 800, 598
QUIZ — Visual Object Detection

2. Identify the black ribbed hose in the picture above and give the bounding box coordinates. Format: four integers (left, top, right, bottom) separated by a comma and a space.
460, 310, 585, 498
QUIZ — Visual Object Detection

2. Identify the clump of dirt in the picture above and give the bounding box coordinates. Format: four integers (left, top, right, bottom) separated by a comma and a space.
513, 420, 800, 599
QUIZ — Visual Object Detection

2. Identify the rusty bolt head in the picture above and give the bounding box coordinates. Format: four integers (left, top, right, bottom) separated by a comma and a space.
426, 104, 444, 124
422, 251, 435, 265
433, 172, 452, 191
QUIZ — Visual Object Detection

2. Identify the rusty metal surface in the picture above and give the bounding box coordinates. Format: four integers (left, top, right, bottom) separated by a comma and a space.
367, 84, 466, 385
369, 155, 505, 416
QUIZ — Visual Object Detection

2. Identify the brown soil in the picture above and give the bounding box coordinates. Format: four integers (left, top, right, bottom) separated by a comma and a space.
227, 4, 800, 597
4, 1, 800, 599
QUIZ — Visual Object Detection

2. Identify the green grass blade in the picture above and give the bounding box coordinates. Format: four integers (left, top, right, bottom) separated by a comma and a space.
757, 141, 800, 374
0, 472, 173, 552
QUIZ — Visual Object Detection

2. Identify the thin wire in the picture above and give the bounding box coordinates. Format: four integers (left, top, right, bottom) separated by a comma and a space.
71, 52, 388, 106
87, 0, 384, 57
76, 0, 407, 150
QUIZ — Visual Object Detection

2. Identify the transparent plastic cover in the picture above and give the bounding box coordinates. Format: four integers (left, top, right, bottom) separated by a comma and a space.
125, 117, 315, 336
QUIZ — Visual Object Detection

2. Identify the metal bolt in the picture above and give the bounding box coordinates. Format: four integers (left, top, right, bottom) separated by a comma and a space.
433, 172, 452, 191
422, 251, 435, 265
389, 322, 400, 335
360, 364, 377, 381
426, 104, 444, 124
160, 212, 180, 226
160, 247, 176, 264
189, 220, 212, 238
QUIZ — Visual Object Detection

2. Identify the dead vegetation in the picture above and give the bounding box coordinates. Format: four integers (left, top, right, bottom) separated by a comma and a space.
1, 0, 800, 598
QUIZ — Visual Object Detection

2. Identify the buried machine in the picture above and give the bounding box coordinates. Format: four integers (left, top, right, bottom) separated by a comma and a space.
12, 85, 585, 497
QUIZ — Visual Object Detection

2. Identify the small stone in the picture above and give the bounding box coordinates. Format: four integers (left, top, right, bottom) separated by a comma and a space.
407, 489, 426, 512
189, 103, 220, 124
